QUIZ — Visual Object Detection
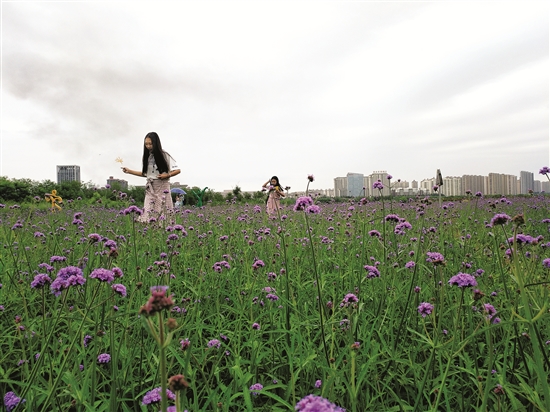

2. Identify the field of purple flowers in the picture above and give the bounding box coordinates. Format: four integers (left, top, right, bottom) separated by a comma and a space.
1, 181, 549, 411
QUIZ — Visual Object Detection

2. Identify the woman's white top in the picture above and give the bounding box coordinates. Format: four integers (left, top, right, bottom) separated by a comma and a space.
145, 152, 178, 180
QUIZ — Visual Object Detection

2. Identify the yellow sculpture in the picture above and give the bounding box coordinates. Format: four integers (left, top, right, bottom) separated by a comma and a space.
45, 189, 63, 212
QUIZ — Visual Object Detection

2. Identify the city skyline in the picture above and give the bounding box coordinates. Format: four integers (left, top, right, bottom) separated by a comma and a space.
46, 164, 550, 196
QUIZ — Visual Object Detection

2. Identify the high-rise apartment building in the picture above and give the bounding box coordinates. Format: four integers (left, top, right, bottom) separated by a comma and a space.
334, 173, 364, 197
519, 171, 534, 194
347, 173, 364, 197
441, 177, 462, 196
462, 175, 486, 195
487, 173, 518, 195
334, 177, 348, 197
57, 165, 81, 184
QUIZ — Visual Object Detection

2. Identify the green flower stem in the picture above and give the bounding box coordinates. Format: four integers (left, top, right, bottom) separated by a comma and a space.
38, 283, 102, 412
158, 311, 169, 412
303, 208, 330, 368
504, 226, 550, 410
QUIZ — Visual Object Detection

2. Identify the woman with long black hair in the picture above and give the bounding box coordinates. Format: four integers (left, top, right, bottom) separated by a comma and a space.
122, 132, 180, 221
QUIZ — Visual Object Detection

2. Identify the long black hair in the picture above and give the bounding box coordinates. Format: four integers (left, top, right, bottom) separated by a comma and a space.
270, 176, 283, 191
142, 132, 169, 175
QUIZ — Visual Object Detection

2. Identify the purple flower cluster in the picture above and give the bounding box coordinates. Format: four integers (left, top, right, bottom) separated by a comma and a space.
252, 260, 265, 270
88, 233, 102, 243
539, 166, 550, 175
490, 213, 511, 226
141, 387, 176, 405
373, 180, 384, 190
207, 339, 221, 349
295, 394, 345, 412
51, 266, 86, 297
111, 283, 127, 297
31, 274, 52, 289
4, 391, 25, 412
405, 261, 415, 270
50, 255, 67, 263
83, 334, 93, 348
249, 383, 263, 396
89, 268, 115, 283
294, 196, 314, 212
123, 205, 143, 215
306, 204, 321, 214
340, 293, 358, 308
363, 265, 380, 279
448, 272, 478, 288
212, 261, 231, 272
426, 252, 445, 265
418, 302, 434, 318
97, 353, 111, 363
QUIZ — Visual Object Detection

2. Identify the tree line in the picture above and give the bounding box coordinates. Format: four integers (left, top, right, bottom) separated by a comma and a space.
0, 176, 270, 207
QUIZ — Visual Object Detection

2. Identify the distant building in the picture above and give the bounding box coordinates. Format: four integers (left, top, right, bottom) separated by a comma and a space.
487, 173, 518, 195
541, 181, 550, 193
441, 176, 462, 196
462, 175, 486, 195
334, 176, 348, 197
519, 171, 534, 194
533, 180, 541, 193
419, 178, 435, 194
106, 176, 128, 190
57, 165, 81, 184
347, 173, 364, 197
366, 171, 391, 197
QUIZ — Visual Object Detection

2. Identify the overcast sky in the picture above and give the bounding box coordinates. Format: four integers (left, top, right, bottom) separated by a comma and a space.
1, 1, 548, 193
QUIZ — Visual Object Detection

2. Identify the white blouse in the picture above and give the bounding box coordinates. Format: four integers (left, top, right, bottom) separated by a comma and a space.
145, 152, 178, 180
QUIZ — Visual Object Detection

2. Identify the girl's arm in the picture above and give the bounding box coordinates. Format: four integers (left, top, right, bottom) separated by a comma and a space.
121, 167, 144, 177
158, 169, 181, 180
276, 187, 285, 197
262, 181, 270, 188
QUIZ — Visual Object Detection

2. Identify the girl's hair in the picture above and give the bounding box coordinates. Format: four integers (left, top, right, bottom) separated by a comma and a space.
142, 132, 170, 175
270, 176, 283, 191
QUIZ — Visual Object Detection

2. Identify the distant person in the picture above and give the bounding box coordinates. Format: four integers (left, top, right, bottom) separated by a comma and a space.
121, 132, 180, 221
262, 176, 285, 215
174, 194, 183, 210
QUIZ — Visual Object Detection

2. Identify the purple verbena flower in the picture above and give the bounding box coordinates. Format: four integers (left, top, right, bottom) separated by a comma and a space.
207, 339, 221, 349
111, 283, 127, 297
180, 338, 190, 350
364, 265, 380, 279
89, 268, 115, 283
250, 383, 263, 396
295, 394, 345, 412
340, 293, 359, 308
294, 196, 314, 211
141, 387, 176, 405
4, 391, 25, 412
448, 272, 478, 288
490, 213, 511, 226
31, 274, 52, 288
97, 353, 111, 363
418, 302, 434, 318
